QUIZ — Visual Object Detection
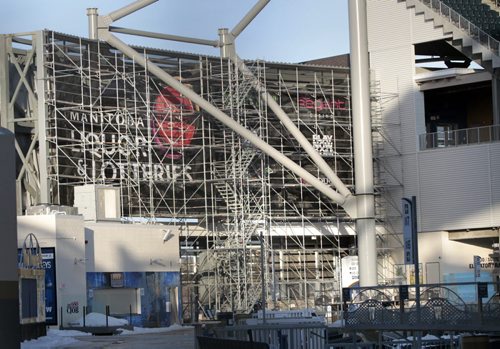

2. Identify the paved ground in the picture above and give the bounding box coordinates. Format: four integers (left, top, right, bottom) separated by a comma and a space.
56, 327, 195, 349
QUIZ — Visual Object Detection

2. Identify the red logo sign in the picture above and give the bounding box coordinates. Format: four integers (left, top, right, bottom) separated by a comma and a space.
153, 85, 197, 159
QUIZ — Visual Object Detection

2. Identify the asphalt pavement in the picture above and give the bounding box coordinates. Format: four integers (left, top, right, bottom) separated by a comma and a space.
57, 327, 195, 349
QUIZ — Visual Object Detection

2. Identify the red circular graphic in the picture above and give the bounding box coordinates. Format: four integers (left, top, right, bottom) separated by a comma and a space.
153, 85, 197, 159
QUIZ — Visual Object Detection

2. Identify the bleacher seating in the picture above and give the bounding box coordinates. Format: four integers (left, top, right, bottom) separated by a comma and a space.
441, 0, 500, 39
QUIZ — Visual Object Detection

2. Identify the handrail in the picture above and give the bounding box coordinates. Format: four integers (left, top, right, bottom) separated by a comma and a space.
418, 0, 500, 56
419, 124, 500, 150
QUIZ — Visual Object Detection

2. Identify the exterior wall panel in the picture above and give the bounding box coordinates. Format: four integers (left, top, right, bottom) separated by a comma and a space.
85, 223, 180, 273
418, 145, 495, 231
18, 215, 87, 327
489, 145, 500, 220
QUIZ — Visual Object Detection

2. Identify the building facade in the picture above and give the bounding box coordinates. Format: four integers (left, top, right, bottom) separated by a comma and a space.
366, 0, 500, 284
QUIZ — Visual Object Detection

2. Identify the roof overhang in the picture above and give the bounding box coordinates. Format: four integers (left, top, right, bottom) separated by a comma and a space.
415, 69, 491, 91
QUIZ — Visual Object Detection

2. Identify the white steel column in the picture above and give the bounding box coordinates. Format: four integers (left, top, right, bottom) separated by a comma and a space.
349, 0, 377, 286
0, 35, 10, 129
87, 8, 98, 40
35, 32, 50, 204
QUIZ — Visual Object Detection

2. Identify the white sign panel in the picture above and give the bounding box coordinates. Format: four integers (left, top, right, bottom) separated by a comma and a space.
341, 255, 359, 288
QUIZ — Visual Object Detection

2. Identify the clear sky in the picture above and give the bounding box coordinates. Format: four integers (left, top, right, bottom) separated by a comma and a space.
0, 0, 349, 62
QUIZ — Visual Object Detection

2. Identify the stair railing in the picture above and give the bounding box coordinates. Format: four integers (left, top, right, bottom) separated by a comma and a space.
418, 0, 500, 55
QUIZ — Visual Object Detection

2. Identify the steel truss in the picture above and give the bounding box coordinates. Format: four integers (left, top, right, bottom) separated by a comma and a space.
0, 30, 361, 319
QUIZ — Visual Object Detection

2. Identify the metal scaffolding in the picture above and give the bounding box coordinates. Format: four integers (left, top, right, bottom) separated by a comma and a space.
1, 30, 361, 319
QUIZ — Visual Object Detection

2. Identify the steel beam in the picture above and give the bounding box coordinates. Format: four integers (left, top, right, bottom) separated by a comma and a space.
110, 26, 218, 47
100, 31, 348, 207
349, 0, 377, 286
0, 35, 10, 130
35, 32, 49, 204
231, 55, 353, 200
231, 0, 270, 38
218, 4, 354, 204
107, 0, 158, 22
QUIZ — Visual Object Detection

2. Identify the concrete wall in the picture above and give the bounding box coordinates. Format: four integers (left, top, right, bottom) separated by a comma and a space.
419, 231, 494, 282
18, 215, 86, 327
0, 129, 20, 347
84, 223, 181, 327
418, 143, 500, 231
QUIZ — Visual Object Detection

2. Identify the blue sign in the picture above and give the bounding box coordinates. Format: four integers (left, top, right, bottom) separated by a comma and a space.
41, 247, 57, 325
18, 247, 57, 325
402, 198, 414, 265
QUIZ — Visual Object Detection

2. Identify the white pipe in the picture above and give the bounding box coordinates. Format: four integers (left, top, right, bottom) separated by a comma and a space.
349, 0, 377, 286
107, 0, 158, 22
87, 8, 98, 40
231, 0, 270, 38
100, 31, 348, 207
109, 26, 219, 47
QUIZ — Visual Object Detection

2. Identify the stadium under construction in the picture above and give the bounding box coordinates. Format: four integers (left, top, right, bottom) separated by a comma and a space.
1, 21, 398, 321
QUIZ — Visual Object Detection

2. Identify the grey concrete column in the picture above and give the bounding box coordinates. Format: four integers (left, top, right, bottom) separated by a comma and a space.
0, 128, 20, 348
349, 0, 377, 286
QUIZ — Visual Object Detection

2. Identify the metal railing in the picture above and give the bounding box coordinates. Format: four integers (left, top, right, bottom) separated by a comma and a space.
343, 282, 500, 331
419, 124, 500, 150
196, 322, 328, 349
418, 0, 500, 55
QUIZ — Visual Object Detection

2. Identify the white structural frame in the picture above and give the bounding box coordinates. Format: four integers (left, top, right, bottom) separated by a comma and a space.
89, 0, 377, 287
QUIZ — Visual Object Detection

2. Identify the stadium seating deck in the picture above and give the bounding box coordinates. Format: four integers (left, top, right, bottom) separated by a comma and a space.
441, 0, 500, 39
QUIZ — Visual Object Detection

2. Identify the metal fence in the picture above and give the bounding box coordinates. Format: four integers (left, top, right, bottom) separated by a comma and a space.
343, 282, 500, 332
193, 282, 500, 348
197, 322, 328, 349
419, 125, 500, 150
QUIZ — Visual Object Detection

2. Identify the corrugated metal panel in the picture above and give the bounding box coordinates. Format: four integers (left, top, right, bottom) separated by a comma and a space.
371, 47, 417, 152
367, 0, 500, 235
489, 144, 500, 224
410, 6, 449, 44
418, 145, 492, 231
367, 0, 412, 52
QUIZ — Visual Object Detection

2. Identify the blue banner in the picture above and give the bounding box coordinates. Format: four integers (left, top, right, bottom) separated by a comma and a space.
402, 198, 414, 265
41, 247, 57, 325
19, 247, 58, 325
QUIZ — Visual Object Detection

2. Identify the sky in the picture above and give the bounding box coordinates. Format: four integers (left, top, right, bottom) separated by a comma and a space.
0, 0, 350, 62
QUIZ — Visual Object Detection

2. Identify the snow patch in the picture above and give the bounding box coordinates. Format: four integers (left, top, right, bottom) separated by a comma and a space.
118, 323, 191, 335
21, 328, 90, 348
72, 312, 129, 327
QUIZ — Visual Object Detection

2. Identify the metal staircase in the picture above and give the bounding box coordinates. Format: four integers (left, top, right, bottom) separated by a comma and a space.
402, 0, 500, 72
195, 59, 269, 312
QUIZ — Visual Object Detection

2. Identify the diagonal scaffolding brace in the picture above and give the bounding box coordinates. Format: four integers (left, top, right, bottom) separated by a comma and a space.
94, 0, 358, 217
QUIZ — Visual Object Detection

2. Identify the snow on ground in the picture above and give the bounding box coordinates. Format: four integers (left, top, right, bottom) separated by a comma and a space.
21, 328, 90, 349
72, 312, 129, 327
118, 323, 187, 335
21, 320, 192, 348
